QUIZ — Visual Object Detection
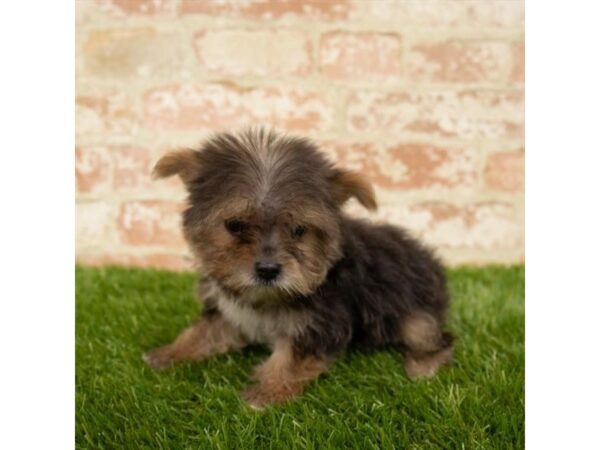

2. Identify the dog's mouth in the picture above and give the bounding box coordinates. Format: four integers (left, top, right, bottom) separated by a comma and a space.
244, 283, 289, 306
252, 277, 290, 296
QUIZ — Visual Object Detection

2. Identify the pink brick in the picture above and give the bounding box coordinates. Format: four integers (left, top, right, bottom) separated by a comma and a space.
109, 0, 172, 14
194, 29, 311, 76
381, 201, 523, 250
319, 32, 401, 82
88, 0, 177, 16
118, 201, 186, 247
76, 146, 153, 194
320, 141, 477, 191
76, 147, 111, 194
485, 150, 525, 192
180, 0, 350, 20
407, 40, 512, 83
76, 91, 139, 136
111, 146, 153, 191
512, 41, 525, 84
346, 89, 524, 141
143, 83, 333, 132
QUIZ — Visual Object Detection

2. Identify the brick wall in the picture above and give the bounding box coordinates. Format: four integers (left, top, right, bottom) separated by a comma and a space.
76, 0, 525, 270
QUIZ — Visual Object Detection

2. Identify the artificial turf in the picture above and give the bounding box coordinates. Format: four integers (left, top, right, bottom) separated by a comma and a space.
76, 265, 524, 449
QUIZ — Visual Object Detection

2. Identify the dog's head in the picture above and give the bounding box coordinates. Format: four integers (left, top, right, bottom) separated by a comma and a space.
154, 128, 376, 302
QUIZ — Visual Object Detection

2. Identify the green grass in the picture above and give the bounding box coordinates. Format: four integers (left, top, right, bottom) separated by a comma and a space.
76, 265, 524, 449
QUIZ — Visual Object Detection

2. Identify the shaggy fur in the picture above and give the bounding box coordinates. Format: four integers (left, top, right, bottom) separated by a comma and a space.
144, 128, 453, 408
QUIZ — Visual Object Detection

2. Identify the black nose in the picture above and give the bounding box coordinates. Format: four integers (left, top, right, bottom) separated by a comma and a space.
255, 262, 282, 282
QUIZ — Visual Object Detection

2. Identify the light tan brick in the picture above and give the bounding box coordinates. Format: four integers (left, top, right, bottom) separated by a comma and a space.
346, 89, 524, 141
194, 29, 311, 76
143, 84, 333, 132
407, 40, 512, 83
320, 141, 477, 191
354, 0, 524, 28
180, 0, 350, 20
485, 150, 524, 192
77, 253, 192, 272
320, 32, 401, 82
83, 28, 186, 78
76, 201, 119, 251
118, 200, 186, 247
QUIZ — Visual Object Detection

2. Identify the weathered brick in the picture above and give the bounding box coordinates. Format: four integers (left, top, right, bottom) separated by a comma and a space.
485, 150, 524, 192
346, 89, 524, 141
75, 0, 525, 268
118, 200, 186, 247
77, 253, 192, 271
320, 32, 401, 82
76, 146, 153, 193
194, 29, 311, 76
320, 141, 477, 190
112, 146, 153, 191
180, 0, 350, 20
407, 40, 512, 83
380, 201, 523, 250
512, 41, 525, 84
76, 147, 111, 194
83, 28, 186, 78
76, 90, 139, 136
353, 0, 524, 28
144, 84, 333, 132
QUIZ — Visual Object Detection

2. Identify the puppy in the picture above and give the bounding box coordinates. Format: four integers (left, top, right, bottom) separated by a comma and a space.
144, 128, 453, 409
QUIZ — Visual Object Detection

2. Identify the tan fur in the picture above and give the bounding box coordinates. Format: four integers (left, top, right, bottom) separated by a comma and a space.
401, 313, 453, 379
331, 170, 378, 211
143, 316, 247, 370
401, 313, 444, 354
153, 149, 201, 186
217, 295, 311, 344
405, 346, 454, 380
241, 338, 330, 409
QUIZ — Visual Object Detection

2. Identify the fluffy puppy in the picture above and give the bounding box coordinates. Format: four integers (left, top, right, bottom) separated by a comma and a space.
144, 128, 453, 409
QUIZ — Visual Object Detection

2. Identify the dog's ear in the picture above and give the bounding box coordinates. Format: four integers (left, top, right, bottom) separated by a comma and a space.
153, 150, 202, 187
329, 169, 377, 211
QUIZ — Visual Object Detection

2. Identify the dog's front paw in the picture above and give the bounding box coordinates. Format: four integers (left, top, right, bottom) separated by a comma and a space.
405, 346, 453, 380
143, 345, 176, 370
241, 384, 273, 410
241, 383, 296, 410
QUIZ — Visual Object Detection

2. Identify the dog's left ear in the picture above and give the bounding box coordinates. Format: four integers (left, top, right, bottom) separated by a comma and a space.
153, 149, 202, 187
329, 169, 377, 211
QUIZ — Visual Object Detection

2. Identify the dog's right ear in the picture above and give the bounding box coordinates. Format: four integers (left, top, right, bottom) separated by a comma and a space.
329, 168, 378, 211
153, 150, 202, 187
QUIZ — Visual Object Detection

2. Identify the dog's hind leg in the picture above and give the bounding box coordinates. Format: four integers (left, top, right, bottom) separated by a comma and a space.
399, 313, 454, 379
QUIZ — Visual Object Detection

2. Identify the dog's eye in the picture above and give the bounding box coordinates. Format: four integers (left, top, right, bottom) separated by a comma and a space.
291, 225, 306, 239
225, 219, 249, 235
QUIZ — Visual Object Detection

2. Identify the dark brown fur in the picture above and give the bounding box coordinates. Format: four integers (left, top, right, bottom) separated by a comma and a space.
144, 128, 453, 408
